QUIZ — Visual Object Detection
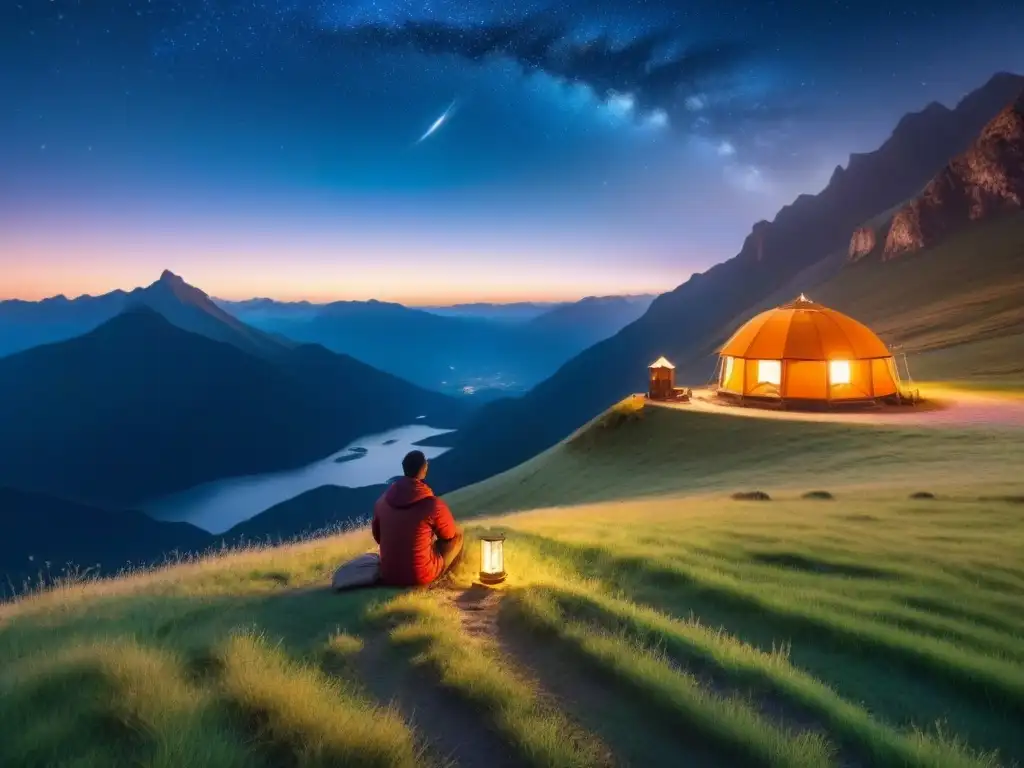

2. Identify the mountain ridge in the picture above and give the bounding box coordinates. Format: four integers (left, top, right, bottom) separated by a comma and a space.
882, 87, 1024, 258
0, 270, 288, 360
0, 308, 464, 506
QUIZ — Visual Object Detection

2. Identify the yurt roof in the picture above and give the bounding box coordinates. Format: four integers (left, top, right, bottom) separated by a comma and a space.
719, 295, 891, 360
649, 356, 675, 369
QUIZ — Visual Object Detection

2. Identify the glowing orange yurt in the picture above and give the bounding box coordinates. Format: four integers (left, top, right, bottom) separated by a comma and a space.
717, 295, 900, 404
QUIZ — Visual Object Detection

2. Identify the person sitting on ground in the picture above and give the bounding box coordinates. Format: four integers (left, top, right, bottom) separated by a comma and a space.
371, 450, 463, 587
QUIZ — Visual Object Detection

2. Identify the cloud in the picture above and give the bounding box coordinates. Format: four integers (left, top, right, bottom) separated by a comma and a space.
324, 16, 761, 134
716, 140, 736, 156
724, 163, 771, 194
606, 90, 636, 118
685, 94, 708, 111
645, 109, 669, 129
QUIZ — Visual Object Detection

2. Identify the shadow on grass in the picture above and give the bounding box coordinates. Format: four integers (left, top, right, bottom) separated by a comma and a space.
0, 659, 152, 767
747, 552, 896, 580
513, 533, 1024, 764
494, 591, 750, 768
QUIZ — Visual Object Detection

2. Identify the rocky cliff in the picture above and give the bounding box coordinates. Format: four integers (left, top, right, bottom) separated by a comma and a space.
848, 227, 878, 261
883, 89, 1024, 258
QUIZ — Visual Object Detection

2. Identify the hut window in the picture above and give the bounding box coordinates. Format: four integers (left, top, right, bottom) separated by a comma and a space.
829, 360, 851, 385
722, 356, 734, 384
756, 360, 781, 386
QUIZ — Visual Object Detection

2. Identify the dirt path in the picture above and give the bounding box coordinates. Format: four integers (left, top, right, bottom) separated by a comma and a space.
649, 388, 1024, 429
355, 631, 525, 768
437, 585, 621, 768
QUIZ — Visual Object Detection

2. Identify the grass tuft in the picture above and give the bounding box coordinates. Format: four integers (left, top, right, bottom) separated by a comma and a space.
216, 630, 421, 768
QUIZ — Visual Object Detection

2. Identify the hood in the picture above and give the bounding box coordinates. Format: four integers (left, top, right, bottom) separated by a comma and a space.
384, 477, 434, 509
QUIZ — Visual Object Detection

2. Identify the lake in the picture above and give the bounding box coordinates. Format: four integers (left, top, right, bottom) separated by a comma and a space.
143, 423, 454, 534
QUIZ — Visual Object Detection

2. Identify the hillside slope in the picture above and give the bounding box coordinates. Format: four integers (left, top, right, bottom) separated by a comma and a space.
2, 401, 1023, 767
220, 484, 386, 543
0, 487, 212, 596
428, 72, 1024, 494
0, 308, 464, 506
525, 295, 654, 348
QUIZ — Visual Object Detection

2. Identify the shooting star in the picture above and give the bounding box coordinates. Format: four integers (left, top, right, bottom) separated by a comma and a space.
415, 99, 459, 144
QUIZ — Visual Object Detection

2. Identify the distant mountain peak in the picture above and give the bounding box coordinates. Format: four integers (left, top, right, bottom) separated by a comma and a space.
148, 270, 210, 302
158, 269, 183, 283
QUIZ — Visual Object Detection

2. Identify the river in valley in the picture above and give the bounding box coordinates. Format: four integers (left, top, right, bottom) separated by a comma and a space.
143, 423, 453, 534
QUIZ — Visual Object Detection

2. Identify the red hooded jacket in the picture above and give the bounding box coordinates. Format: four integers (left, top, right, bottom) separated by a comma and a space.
371, 477, 457, 586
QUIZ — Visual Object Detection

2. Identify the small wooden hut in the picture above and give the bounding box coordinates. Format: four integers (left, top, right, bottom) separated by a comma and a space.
648, 356, 676, 400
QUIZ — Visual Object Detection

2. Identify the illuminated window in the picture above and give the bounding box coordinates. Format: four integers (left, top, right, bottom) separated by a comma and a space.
756, 359, 781, 386
829, 360, 851, 385
722, 356, 734, 384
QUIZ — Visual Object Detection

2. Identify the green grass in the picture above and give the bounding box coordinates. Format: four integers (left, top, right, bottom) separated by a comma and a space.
2, 402, 1024, 766
447, 395, 1024, 517
513, 589, 836, 767
815, 212, 1024, 388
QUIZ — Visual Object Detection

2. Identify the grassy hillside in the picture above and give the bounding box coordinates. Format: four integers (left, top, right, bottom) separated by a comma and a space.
678, 212, 1024, 389
814, 212, 1024, 380
3, 401, 1023, 767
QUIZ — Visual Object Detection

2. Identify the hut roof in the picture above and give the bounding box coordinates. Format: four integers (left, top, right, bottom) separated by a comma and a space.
649, 356, 675, 369
719, 295, 891, 360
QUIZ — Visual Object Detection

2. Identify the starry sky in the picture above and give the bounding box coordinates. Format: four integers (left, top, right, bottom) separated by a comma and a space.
2, 0, 1022, 304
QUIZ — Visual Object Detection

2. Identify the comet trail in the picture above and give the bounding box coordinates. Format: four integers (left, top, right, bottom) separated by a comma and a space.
415, 99, 459, 144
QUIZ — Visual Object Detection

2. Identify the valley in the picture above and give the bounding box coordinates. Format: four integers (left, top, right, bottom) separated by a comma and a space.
145, 422, 453, 534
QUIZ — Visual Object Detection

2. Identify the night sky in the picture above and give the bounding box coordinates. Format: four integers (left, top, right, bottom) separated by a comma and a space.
2, 0, 1022, 304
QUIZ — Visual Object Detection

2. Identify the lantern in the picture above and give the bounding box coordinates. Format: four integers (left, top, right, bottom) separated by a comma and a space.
478, 533, 506, 585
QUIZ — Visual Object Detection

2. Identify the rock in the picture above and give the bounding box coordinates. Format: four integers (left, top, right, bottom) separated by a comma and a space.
848, 227, 877, 261
883, 89, 1024, 258
802, 490, 835, 500
732, 491, 771, 501
909, 491, 936, 500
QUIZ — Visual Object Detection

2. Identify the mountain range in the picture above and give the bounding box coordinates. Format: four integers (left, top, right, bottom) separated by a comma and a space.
0, 303, 465, 507
218, 293, 655, 394
427, 71, 1024, 494
0, 270, 289, 361
418, 301, 567, 323
3, 279, 654, 396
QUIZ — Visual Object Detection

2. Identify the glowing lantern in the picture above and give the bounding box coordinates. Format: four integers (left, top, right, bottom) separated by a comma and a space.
479, 533, 506, 585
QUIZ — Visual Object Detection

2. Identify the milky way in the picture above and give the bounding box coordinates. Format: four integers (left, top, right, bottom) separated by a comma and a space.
1, 0, 1022, 302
